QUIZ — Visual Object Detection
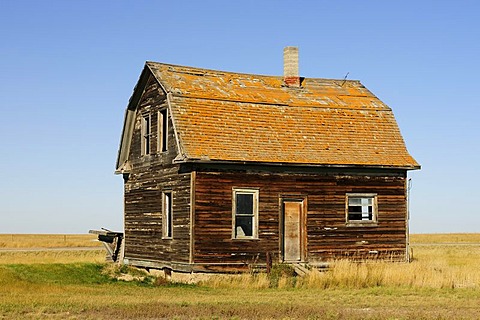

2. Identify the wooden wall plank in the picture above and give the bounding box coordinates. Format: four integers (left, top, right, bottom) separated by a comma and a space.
124, 77, 191, 264
193, 171, 408, 265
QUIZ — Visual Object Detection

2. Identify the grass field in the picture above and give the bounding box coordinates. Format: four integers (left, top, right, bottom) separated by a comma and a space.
0, 233, 479, 319
0, 234, 105, 264
0, 234, 102, 248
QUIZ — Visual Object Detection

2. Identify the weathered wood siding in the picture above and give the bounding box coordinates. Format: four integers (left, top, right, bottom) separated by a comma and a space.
193, 170, 407, 267
124, 75, 191, 265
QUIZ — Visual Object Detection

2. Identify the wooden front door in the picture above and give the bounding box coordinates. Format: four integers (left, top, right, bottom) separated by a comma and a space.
282, 199, 305, 262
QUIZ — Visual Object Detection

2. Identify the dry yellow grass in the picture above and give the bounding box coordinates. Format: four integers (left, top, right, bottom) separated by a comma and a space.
0, 234, 102, 248
202, 234, 480, 290
296, 256, 479, 290
0, 234, 105, 264
0, 250, 106, 264
411, 233, 480, 244
0, 233, 480, 319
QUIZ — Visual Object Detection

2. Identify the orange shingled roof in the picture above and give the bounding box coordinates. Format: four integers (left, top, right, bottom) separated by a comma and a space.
147, 62, 419, 169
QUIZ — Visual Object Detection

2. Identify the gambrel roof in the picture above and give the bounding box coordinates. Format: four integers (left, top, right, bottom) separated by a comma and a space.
116, 62, 419, 171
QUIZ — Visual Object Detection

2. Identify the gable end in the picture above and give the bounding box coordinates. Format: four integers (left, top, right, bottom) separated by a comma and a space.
116, 65, 175, 173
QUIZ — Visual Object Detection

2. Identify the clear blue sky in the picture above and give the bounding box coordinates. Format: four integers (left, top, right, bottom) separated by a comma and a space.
1, 1, 479, 234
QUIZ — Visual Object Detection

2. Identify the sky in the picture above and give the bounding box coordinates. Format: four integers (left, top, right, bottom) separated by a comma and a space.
1, 1, 479, 234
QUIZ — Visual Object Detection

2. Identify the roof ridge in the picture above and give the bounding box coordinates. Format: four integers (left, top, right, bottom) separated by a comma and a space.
146, 61, 361, 83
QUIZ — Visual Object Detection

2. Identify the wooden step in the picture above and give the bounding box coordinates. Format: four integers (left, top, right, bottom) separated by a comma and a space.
292, 263, 310, 276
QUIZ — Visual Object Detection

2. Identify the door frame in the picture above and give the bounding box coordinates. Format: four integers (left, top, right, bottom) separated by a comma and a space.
279, 195, 307, 262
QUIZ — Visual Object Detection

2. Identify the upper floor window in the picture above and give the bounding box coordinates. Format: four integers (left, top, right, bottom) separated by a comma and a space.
141, 114, 151, 155
232, 188, 259, 239
158, 109, 168, 152
346, 193, 377, 225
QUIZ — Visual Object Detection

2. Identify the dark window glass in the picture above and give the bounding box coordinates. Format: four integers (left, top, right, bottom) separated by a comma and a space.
234, 192, 255, 237
236, 194, 253, 215
143, 115, 151, 155
160, 109, 168, 152
235, 216, 253, 237
348, 205, 363, 221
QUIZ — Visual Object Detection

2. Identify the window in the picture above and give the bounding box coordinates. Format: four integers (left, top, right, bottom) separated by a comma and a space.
346, 194, 377, 224
141, 114, 151, 155
158, 109, 168, 152
232, 188, 259, 239
162, 191, 173, 238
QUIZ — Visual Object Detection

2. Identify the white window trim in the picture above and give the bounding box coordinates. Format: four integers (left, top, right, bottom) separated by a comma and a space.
141, 113, 151, 156
162, 191, 173, 239
232, 188, 259, 239
345, 193, 378, 226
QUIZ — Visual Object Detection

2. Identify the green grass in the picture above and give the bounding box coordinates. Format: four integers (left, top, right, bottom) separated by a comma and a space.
0, 234, 480, 319
1, 263, 479, 319
2, 263, 109, 285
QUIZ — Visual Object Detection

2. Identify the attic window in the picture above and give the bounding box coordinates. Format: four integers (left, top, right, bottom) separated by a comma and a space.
232, 188, 259, 239
346, 194, 377, 225
158, 109, 168, 152
141, 114, 151, 155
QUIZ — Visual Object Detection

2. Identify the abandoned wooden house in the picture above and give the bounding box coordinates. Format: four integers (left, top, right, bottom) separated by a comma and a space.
115, 47, 420, 272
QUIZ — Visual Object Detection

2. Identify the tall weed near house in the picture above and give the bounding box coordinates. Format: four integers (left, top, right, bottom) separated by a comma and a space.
201, 264, 297, 289
295, 261, 383, 289
268, 263, 296, 288
201, 272, 270, 289
298, 246, 480, 290
202, 238, 480, 290
299, 236, 480, 290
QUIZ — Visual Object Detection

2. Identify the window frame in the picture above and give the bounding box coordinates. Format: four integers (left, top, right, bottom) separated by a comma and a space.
162, 191, 173, 239
158, 109, 168, 153
345, 193, 378, 226
141, 113, 151, 156
232, 188, 259, 239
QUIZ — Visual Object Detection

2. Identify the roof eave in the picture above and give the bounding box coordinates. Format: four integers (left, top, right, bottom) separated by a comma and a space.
173, 158, 421, 171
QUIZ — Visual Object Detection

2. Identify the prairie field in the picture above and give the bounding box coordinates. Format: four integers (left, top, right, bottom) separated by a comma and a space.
0, 234, 101, 249
0, 233, 479, 319
0, 234, 105, 264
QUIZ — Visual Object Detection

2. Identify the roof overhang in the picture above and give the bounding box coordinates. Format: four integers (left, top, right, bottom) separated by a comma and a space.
174, 158, 421, 171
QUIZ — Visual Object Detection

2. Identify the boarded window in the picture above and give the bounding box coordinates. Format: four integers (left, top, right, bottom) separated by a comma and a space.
162, 191, 173, 238
346, 194, 377, 224
232, 189, 259, 239
141, 114, 151, 155
158, 109, 168, 152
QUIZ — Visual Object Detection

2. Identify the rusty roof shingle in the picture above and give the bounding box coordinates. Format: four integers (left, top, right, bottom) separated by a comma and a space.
146, 62, 419, 169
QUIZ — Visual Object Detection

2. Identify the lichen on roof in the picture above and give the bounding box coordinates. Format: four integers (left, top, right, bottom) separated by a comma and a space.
143, 62, 419, 169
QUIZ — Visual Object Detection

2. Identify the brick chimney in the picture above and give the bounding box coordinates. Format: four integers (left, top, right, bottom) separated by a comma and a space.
283, 46, 300, 87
